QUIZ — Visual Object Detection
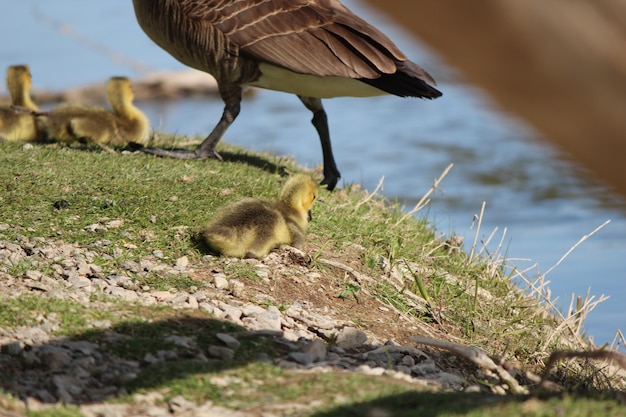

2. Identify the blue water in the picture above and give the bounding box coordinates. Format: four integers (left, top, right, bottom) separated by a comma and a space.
1, 0, 624, 348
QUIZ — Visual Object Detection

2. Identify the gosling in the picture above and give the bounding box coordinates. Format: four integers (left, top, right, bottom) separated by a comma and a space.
45, 76, 150, 148
0, 65, 46, 142
201, 174, 319, 259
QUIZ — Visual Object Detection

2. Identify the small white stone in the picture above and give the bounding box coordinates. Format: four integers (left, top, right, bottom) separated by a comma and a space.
213, 274, 229, 290
175, 256, 189, 268
358, 365, 386, 376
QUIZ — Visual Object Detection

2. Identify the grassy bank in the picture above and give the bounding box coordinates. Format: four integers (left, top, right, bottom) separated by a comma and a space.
0, 138, 623, 416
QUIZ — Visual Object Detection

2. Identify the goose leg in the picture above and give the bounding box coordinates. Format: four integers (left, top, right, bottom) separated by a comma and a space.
139, 84, 242, 160
298, 96, 341, 191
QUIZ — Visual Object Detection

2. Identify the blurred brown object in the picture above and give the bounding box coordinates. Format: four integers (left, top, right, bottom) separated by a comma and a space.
364, 0, 626, 197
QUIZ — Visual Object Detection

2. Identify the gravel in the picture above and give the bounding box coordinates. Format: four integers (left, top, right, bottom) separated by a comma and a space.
0, 233, 469, 416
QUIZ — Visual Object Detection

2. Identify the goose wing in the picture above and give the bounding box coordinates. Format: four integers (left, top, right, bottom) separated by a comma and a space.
181, 0, 429, 81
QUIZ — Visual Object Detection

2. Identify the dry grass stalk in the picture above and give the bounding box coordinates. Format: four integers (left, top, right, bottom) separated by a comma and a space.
610, 330, 626, 352
512, 262, 606, 352
543, 220, 611, 277
540, 292, 609, 353
355, 176, 385, 209
461, 209, 621, 389
393, 163, 453, 228
468, 201, 487, 263
474, 226, 510, 278
509, 220, 615, 354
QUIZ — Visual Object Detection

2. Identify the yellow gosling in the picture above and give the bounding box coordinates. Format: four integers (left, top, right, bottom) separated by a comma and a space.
45, 76, 151, 148
201, 174, 319, 258
0, 65, 46, 142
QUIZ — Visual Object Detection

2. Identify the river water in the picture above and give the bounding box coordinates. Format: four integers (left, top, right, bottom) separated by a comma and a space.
2, 0, 624, 348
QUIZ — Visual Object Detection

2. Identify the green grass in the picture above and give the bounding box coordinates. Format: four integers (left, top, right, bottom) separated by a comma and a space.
124, 362, 424, 411
223, 262, 261, 281
27, 407, 82, 417
0, 141, 282, 259
0, 295, 95, 334
0, 139, 622, 416
139, 273, 200, 291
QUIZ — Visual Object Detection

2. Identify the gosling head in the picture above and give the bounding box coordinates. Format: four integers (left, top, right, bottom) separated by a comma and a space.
106, 76, 134, 111
6, 65, 36, 108
280, 174, 319, 223
6, 65, 32, 93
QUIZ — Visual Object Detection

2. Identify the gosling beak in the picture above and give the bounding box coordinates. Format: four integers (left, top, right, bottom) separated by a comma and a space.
308, 210, 312, 222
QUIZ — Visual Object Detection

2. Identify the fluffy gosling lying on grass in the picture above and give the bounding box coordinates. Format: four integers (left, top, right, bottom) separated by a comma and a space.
201, 174, 319, 259
44, 76, 150, 149
0, 65, 46, 142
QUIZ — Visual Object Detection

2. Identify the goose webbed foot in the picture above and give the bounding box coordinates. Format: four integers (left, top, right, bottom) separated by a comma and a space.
320, 172, 340, 191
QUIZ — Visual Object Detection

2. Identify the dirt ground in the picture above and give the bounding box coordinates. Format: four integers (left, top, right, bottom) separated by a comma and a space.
194, 241, 452, 347
364, 0, 626, 198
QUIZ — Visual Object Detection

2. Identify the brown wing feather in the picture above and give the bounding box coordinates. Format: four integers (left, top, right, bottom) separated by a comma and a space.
320, 24, 398, 74
181, 0, 410, 79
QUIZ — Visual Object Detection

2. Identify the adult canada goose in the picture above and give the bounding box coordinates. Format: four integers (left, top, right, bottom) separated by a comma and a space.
0, 65, 46, 142
201, 174, 319, 258
132, 0, 442, 190
45, 76, 151, 148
